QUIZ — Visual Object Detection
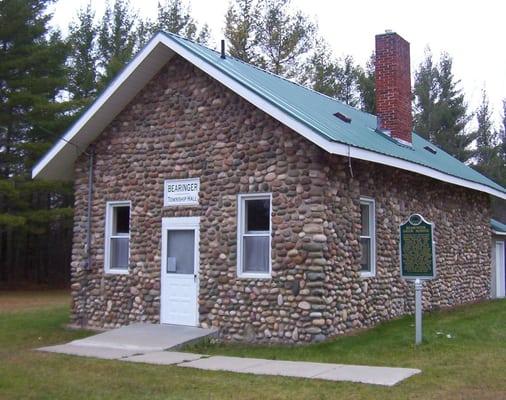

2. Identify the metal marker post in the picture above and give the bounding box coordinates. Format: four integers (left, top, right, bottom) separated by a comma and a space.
415, 279, 423, 345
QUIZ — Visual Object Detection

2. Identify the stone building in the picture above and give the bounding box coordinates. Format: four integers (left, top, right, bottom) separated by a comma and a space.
33, 31, 506, 343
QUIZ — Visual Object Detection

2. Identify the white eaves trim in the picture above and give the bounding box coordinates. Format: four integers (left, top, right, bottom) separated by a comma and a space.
493, 230, 506, 236
32, 33, 506, 200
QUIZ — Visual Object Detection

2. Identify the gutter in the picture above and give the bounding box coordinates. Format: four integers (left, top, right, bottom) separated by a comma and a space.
85, 146, 94, 269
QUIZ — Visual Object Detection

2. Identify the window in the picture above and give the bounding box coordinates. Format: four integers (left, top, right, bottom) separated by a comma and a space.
237, 193, 272, 278
105, 201, 131, 274
359, 197, 376, 277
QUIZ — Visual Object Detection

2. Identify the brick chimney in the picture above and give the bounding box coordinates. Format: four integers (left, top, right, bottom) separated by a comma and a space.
375, 31, 412, 145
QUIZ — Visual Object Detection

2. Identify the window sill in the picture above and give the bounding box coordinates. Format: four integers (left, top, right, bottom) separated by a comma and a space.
237, 272, 271, 280
360, 271, 376, 279
104, 268, 129, 275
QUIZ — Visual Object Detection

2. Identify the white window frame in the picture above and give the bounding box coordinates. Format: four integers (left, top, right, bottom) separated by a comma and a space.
359, 197, 376, 278
237, 193, 272, 279
104, 200, 131, 275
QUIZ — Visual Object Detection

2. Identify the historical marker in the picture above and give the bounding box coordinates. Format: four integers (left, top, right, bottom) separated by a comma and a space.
400, 214, 435, 279
399, 214, 436, 345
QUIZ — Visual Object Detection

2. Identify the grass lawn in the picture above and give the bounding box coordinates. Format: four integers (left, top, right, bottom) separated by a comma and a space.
1, 292, 506, 399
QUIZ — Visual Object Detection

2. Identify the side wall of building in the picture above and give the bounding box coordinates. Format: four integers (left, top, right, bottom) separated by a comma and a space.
70, 55, 491, 342
323, 160, 491, 335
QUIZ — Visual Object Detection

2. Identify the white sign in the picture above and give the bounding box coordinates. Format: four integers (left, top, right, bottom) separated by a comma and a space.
164, 178, 200, 207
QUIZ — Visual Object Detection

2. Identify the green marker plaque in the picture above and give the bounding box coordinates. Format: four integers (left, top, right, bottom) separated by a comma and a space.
400, 214, 436, 280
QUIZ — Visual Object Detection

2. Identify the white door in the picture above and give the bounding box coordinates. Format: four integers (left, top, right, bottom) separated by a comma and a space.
496, 241, 505, 298
160, 217, 199, 326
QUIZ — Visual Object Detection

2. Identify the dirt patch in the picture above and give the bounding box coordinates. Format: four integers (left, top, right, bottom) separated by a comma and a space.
0, 290, 70, 313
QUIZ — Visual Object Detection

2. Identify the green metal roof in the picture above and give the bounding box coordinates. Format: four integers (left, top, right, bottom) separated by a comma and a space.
491, 219, 506, 233
163, 32, 505, 195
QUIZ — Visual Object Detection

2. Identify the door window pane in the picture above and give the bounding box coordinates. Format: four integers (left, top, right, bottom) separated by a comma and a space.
243, 236, 269, 272
167, 230, 195, 274
111, 237, 129, 269
245, 199, 270, 232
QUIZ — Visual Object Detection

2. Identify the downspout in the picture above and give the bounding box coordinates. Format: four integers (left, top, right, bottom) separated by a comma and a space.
81, 146, 94, 327
86, 146, 94, 269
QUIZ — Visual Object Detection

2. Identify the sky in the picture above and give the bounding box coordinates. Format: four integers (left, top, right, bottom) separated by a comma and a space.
49, 0, 506, 126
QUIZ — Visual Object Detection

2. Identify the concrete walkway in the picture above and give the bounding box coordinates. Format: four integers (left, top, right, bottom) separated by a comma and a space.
68, 323, 217, 352
39, 323, 218, 359
176, 354, 420, 386
37, 324, 421, 386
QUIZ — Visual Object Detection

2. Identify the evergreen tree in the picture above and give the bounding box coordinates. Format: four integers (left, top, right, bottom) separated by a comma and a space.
67, 4, 99, 107
224, 0, 316, 79
136, 0, 210, 47
488, 99, 506, 221
356, 52, 375, 114
413, 49, 439, 141
334, 55, 359, 107
304, 43, 360, 106
304, 42, 338, 97
498, 99, 506, 161
152, 0, 210, 44
224, 0, 261, 64
0, 0, 71, 176
0, 0, 74, 285
196, 24, 211, 45
97, 0, 137, 86
488, 99, 506, 186
434, 53, 474, 161
258, 0, 316, 78
475, 89, 496, 167
414, 50, 474, 162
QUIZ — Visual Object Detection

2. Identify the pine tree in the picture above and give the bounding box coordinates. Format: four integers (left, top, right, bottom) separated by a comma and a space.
0, 0, 74, 285
224, 0, 262, 64
434, 53, 474, 161
488, 99, 506, 186
304, 43, 360, 106
475, 89, 496, 166
303, 42, 338, 97
67, 4, 99, 107
413, 49, 439, 141
498, 99, 506, 161
224, 0, 316, 79
490, 99, 506, 220
472, 88, 506, 185
334, 55, 359, 107
97, 0, 137, 86
356, 53, 375, 114
258, 0, 316, 78
414, 50, 474, 162
0, 0, 71, 176
196, 24, 211, 45
153, 0, 210, 44
136, 0, 210, 47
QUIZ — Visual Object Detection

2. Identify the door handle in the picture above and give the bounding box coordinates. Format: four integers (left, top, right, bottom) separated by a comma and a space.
194, 273, 197, 282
